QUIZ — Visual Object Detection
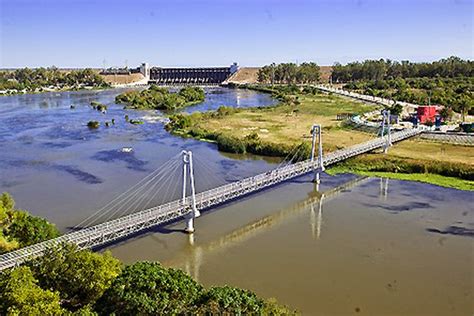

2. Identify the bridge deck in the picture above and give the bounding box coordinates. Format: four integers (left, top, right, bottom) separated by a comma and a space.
0, 129, 421, 270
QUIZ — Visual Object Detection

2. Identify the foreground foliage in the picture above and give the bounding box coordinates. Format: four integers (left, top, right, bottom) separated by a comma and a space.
115, 85, 205, 111
0, 267, 63, 315
29, 244, 122, 310
0, 193, 60, 254
0, 243, 296, 315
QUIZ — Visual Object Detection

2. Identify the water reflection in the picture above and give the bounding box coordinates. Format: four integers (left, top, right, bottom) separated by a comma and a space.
169, 176, 368, 281
379, 177, 389, 201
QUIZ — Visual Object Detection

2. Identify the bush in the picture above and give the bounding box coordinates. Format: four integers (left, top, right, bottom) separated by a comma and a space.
6, 211, 60, 247
115, 86, 205, 111
95, 262, 203, 315
0, 192, 60, 254
0, 267, 63, 315
178, 86, 205, 103
28, 243, 121, 310
129, 119, 144, 125
87, 121, 100, 129
216, 134, 247, 154
196, 286, 265, 314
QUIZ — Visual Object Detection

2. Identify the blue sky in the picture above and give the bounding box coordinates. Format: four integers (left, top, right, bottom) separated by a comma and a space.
0, 0, 472, 68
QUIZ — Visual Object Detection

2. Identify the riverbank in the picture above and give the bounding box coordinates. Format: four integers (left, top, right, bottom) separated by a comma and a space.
327, 139, 474, 191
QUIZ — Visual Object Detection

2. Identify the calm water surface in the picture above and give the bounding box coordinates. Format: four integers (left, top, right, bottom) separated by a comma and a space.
0, 88, 472, 315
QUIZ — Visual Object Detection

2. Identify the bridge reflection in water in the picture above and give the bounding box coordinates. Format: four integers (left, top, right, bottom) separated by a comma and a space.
165, 176, 370, 282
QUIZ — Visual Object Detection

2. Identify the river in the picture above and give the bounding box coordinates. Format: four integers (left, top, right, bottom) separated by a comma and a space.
0, 88, 472, 315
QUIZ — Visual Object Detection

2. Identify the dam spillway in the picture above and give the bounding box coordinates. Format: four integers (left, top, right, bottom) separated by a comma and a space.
150, 66, 232, 85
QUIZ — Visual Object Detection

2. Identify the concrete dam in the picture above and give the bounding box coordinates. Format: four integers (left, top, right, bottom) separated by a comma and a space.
141, 62, 239, 85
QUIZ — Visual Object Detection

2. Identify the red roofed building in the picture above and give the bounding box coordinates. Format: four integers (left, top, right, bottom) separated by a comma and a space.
417, 106, 439, 124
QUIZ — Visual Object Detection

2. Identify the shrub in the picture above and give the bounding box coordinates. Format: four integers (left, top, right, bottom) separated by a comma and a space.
95, 262, 203, 315
0, 266, 63, 315
28, 243, 121, 310
195, 286, 265, 314
87, 121, 100, 129
216, 134, 247, 154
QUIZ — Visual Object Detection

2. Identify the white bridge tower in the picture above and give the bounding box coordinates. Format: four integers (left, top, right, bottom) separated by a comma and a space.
182, 150, 200, 233
310, 124, 324, 185
380, 110, 392, 153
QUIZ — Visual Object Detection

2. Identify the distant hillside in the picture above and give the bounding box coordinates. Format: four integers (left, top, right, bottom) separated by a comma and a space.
225, 66, 333, 85
224, 67, 260, 84
100, 73, 145, 85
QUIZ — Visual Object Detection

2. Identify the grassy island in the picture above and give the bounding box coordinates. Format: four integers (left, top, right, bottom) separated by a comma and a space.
115, 85, 205, 111
166, 85, 377, 157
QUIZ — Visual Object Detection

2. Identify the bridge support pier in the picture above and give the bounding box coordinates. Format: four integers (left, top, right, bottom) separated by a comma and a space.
310, 124, 324, 185
182, 151, 200, 234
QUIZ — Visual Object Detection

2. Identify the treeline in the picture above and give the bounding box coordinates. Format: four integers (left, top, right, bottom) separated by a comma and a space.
257, 62, 320, 84
115, 85, 205, 111
331, 56, 474, 82
0, 67, 109, 92
0, 243, 295, 315
344, 77, 473, 118
0, 193, 60, 254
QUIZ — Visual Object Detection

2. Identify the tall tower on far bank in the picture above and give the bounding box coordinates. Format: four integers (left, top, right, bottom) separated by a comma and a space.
140, 63, 150, 80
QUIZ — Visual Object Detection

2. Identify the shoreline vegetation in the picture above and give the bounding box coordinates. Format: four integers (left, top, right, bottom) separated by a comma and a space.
0, 67, 110, 96
331, 57, 473, 120
0, 193, 296, 315
326, 153, 474, 191
0, 193, 59, 254
115, 85, 205, 111
165, 83, 473, 191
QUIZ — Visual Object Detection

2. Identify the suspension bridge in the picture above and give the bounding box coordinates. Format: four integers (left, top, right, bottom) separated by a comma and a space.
0, 126, 421, 271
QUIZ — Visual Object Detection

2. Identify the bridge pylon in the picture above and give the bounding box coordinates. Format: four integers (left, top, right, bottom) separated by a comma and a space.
310, 124, 324, 185
381, 110, 392, 153
182, 150, 200, 234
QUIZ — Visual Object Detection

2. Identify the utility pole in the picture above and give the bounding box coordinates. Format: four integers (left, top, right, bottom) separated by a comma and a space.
271, 63, 275, 88
182, 151, 200, 233
310, 124, 324, 186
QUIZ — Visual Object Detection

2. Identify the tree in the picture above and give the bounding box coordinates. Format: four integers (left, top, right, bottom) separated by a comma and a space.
388, 103, 403, 116
0, 192, 60, 254
0, 266, 64, 315
439, 106, 454, 122
28, 243, 121, 310
95, 261, 203, 315
6, 211, 60, 247
195, 285, 266, 314
455, 95, 473, 122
